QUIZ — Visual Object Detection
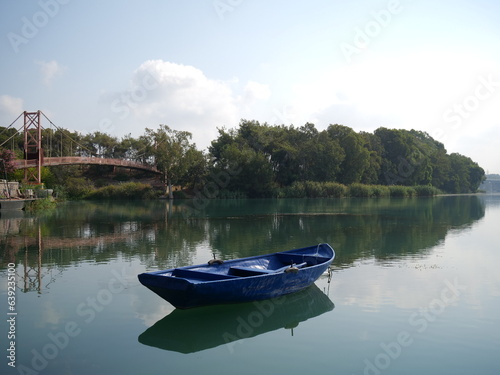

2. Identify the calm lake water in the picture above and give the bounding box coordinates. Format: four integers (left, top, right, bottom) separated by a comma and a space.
1, 196, 499, 375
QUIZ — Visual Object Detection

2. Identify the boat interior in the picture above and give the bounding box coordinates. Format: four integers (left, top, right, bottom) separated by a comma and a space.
166, 252, 331, 283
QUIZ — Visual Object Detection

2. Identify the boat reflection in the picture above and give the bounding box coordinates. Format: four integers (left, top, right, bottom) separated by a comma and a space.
138, 284, 334, 354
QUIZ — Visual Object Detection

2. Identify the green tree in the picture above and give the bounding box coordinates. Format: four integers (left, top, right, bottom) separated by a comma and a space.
83, 132, 119, 158
327, 124, 370, 184
266, 125, 302, 186
145, 125, 199, 198
209, 122, 277, 197
359, 131, 383, 184
300, 129, 344, 182
114, 134, 151, 162
429, 143, 450, 190
375, 127, 411, 185
212, 142, 274, 197
374, 127, 432, 186
178, 147, 208, 190
0, 127, 23, 154
209, 127, 238, 161
43, 128, 85, 157
444, 153, 484, 193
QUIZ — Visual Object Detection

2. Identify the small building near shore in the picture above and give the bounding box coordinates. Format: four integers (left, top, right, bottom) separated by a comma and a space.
479, 176, 500, 193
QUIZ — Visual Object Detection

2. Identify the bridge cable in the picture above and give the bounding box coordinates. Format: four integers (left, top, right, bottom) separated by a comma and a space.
0, 112, 23, 139
40, 111, 94, 156
0, 123, 25, 148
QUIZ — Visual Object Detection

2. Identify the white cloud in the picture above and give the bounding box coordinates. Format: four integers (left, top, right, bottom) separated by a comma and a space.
98, 60, 272, 149
282, 50, 500, 171
0, 95, 23, 118
290, 50, 498, 127
244, 81, 271, 101
36, 60, 67, 86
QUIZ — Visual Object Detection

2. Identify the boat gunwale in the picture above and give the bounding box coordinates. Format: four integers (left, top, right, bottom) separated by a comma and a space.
140, 244, 334, 284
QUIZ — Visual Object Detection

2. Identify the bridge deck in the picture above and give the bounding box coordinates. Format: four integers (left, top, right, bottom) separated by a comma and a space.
13, 157, 160, 174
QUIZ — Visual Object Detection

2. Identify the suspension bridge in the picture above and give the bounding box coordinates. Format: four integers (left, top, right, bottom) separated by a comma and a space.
1, 111, 161, 184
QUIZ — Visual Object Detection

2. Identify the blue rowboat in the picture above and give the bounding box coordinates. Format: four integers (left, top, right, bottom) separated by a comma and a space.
138, 243, 335, 309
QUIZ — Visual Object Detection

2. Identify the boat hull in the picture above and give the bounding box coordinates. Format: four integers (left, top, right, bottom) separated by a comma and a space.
138, 243, 334, 309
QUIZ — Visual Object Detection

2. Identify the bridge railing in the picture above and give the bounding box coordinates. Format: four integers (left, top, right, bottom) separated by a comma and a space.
13, 156, 160, 174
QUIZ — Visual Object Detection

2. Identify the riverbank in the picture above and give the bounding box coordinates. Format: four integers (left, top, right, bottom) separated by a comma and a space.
274, 182, 442, 198
176, 182, 444, 200
62, 181, 444, 200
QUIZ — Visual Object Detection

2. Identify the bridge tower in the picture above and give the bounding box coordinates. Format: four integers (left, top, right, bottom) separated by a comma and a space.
23, 111, 43, 184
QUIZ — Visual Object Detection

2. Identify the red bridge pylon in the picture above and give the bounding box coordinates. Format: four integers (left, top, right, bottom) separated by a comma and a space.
23, 111, 43, 184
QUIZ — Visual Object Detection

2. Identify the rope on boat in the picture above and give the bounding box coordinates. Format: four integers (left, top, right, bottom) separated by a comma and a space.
208, 252, 224, 265
285, 266, 299, 273
208, 259, 224, 265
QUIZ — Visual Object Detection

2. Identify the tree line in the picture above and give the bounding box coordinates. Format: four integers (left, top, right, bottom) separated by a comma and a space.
0, 119, 485, 198
208, 120, 484, 196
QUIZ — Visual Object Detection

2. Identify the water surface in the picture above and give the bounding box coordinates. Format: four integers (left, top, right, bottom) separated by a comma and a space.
1, 196, 499, 374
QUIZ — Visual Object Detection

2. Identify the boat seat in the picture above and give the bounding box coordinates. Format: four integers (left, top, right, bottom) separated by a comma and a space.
229, 262, 308, 277
172, 268, 238, 281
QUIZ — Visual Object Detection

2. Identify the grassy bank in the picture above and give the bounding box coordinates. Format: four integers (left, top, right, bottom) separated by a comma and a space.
59, 180, 159, 200
86, 182, 158, 200
276, 181, 441, 198
25, 198, 58, 211
59, 179, 441, 200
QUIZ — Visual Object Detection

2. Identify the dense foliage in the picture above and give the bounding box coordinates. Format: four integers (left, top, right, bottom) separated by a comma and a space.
0, 119, 485, 198
208, 120, 485, 197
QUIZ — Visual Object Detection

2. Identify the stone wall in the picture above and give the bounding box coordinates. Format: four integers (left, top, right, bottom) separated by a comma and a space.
0, 180, 20, 198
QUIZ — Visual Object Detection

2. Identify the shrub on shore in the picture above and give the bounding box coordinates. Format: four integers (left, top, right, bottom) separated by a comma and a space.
86, 182, 158, 200
388, 185, 416, 197
413, 185, 442, 196
371, 185, 391, 197
349, 183, 373, 197
323, 182, 348, 198
58, 180, 441, 200
25, 198, 57, 211
64, 177, 95, 199
280, 181, 348, 198
276, 182, 440, 199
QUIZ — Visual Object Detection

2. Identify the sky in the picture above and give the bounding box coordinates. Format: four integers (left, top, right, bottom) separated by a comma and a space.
1, 0, 499, 173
